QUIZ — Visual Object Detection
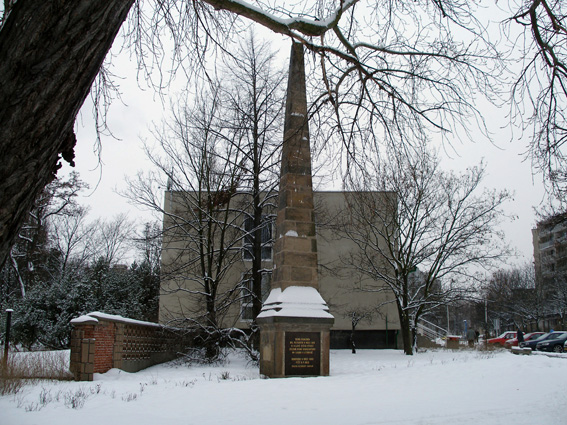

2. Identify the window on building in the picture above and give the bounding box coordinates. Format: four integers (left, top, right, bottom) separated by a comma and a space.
541, 234, 552, 244
240, 272, 272, 320
242, 215, 273, 261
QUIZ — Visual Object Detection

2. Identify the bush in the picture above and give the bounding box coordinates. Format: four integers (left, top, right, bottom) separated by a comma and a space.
0, 350, 73, 395
3, 259, 159, 350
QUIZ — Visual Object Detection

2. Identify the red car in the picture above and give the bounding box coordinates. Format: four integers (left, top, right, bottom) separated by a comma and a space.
504, 332, 545, 349
487, 331, 517, 346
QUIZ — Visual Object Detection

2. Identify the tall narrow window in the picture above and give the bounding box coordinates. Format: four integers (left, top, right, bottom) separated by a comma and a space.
243, 215, 273, 261
240, 272, 272, 320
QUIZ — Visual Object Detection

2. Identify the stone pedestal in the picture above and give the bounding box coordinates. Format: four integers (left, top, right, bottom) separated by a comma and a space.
259, 317, 333, 378
257, 42, 334, 378
258, 286, 333, 377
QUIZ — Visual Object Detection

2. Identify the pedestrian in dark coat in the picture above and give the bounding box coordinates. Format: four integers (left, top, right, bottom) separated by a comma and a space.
466, 328, 476, 347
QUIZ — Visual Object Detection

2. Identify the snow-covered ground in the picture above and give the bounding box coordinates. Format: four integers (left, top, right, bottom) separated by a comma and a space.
2, 348, 565, 425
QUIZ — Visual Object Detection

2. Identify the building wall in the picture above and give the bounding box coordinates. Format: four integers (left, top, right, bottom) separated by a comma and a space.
533, 214, 567, 287
314, 192, 400, 332
159, 190, 401, 347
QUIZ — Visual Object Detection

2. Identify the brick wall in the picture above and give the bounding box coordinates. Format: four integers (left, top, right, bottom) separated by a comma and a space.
69, 312, 192, 381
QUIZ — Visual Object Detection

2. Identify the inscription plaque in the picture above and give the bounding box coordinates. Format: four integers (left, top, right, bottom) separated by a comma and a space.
285, 332, 320, 376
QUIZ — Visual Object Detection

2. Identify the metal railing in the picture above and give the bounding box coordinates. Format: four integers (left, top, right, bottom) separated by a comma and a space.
417, 318, 448, 341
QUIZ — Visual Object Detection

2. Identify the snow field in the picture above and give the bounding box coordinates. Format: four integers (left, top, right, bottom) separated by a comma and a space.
1, 349, 565, 425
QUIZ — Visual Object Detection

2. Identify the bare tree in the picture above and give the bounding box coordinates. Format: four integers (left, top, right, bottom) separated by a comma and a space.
134, 221, 162, 272
190, 1, 502, 177
546, 272, 567, 329
221, 33, 285, 343
483, 263, 546, 332
0, 1, 506, 268
344, 308, 373, 354
339, 143, 512, 354
2, 0, 564, 282
4, 172, 87, 298
125, 34, 285, 357
507, 0, 567, 197
50, 206, 95, 279
90, 214, 136, 266
126, 83, 248, 360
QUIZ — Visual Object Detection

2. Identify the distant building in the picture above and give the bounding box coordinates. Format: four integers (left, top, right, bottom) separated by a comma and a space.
532, 212, 567, 288
532, 212, 567, 330
159, 190, 401, 349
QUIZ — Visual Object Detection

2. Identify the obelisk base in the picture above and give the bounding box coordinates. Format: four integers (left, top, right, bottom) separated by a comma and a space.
257, 316, 333, 378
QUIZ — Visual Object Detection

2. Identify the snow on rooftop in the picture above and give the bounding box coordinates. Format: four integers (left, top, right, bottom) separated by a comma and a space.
257, 286, 334, 319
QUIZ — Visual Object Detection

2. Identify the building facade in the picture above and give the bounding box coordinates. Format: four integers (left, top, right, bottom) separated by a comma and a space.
532, 212, 567, 330
533, 213, 567, 284
159, 190, 401, 349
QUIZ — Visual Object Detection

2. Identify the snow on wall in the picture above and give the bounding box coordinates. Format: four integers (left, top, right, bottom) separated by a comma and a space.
71, 311, 163, 328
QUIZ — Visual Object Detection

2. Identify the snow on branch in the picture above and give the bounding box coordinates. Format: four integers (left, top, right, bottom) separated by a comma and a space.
201, 0, 359, 38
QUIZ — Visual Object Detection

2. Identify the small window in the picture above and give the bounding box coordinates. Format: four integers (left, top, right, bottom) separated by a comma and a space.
240, 272, 272, 321
242, 215, 273, 261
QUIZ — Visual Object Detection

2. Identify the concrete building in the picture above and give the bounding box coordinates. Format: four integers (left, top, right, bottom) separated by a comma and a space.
532, 212, 567, 330
159, 190, 401, 349
533, 212, 567, 288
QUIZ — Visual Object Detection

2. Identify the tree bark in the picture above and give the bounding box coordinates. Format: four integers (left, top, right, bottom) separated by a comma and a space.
397, 304, 413, 355
0, 0, 134, 267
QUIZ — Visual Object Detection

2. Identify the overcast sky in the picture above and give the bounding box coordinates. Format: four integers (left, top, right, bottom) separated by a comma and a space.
59, 8, 547, 269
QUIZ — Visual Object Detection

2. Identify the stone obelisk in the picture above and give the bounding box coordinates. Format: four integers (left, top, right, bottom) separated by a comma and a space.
256, 42, 334, 378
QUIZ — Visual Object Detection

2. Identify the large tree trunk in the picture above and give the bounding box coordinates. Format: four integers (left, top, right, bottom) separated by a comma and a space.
397, 304, 413, 355
0, 0, 134, 267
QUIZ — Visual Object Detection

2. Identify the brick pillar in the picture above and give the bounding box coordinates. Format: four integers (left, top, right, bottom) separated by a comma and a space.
69, 327, 82, 380
69, 317, 98, 381
69, 325, 96, 382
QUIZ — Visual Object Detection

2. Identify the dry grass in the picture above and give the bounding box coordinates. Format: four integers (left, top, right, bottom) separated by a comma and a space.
1, 350, 73, 396
476, 342, 507, 352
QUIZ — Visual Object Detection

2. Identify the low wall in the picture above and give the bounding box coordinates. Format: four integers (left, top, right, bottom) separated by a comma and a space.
69, 312, 191, 381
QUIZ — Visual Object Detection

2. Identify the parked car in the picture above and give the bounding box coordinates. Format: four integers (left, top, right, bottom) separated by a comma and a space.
520, 332, 551, 350
504, 332, 545, 349
487, 331, 517, 346
536, 332, 567, 352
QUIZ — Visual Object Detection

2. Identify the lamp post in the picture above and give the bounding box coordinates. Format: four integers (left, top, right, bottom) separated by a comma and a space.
2, 309, 13, 373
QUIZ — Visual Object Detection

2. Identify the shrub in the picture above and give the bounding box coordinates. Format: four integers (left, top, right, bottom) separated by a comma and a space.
0, 350, 73, 396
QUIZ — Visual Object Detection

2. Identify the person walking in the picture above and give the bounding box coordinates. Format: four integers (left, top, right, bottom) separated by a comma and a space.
517, 329, 524, 344
467, 328, 476, 347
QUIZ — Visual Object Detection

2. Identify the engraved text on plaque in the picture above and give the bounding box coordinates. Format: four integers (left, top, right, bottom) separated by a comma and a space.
285, 332, 321, 375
